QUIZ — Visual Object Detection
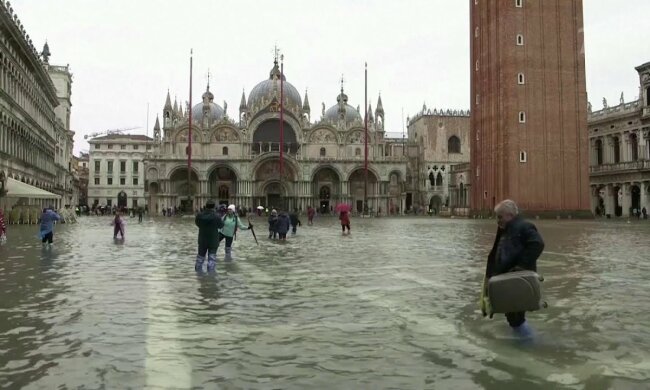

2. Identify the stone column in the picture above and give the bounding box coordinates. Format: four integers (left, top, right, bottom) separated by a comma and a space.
621, 183, 631, 218
605, 184, 615, 217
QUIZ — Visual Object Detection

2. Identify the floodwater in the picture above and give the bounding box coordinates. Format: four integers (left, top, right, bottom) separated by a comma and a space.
1, 216, 649, 390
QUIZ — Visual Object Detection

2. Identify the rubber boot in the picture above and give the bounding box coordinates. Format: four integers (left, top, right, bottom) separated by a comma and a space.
195, 255, 205, 272
512, 321, 534, 339
224, 247, 233, 262
206, 253, 217, 273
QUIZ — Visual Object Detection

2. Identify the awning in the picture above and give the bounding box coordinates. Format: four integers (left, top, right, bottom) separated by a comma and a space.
5, 177, 61, 199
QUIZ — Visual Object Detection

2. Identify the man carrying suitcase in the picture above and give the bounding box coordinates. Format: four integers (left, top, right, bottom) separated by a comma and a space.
485, 200, 545, 334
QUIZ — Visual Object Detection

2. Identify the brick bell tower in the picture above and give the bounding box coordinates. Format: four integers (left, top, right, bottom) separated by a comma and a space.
469, 0, 591, 217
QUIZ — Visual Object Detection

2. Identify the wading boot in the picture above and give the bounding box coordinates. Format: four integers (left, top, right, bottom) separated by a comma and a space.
224, 247, 233, 262
195, 255, 205, 272
207, 253, 217, 273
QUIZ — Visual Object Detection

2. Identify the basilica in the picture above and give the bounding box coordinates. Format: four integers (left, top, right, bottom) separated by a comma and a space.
143, 59, 411, 214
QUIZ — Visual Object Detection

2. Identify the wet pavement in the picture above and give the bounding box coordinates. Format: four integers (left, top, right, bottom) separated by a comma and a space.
1, 216, 649, 389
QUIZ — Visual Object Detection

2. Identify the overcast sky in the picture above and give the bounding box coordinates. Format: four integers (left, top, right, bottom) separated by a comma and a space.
10, 0, 650, 153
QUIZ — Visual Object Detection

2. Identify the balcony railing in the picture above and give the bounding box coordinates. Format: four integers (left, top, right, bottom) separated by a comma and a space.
590, 160, 650, 174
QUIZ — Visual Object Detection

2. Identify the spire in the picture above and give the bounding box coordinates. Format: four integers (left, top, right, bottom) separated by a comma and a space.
239, 89, 247, 111
164, 90, 172, 111
154, 115, 161, 131
368, 104, 374, 122
173, 97, 178, 115
41, 41, 51, 64
303, 89, 310, 113
376, 93, 384, 115
179, 102, 183, 117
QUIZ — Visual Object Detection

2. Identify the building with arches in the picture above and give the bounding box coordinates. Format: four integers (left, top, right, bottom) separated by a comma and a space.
143, 59, 410, 215
406, 107, 471, 215
588, 61, 650, 218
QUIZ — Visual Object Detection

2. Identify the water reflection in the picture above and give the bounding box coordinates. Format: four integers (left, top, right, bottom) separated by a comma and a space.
0, 217, 649, 388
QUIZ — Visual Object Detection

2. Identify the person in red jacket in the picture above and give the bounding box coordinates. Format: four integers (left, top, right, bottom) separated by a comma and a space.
339, 210, 350, 234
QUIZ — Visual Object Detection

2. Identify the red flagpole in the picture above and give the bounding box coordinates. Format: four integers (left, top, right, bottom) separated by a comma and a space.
280, 55, 284, 179
187, 49, 193, 206
364, 62, 368, 214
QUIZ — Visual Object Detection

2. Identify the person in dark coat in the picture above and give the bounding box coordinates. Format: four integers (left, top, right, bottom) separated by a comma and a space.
275, 211, 291, 241
289, 209, 301, 235
195, 200, 224, 273
485, 199, 544, 332
268, 209, 278, 239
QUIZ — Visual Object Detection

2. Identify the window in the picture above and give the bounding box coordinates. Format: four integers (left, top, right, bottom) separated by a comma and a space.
120, 161, 126, 173
83, 162, 87, 168
520, 151, 527, 163
107, 161, 113, 173
429, 171, 435, 186
320, 147, 326, 157
120, 178, 126, 185
146, 145, 152, 150
613, 137, 621, 163
120, 145, 126, 150
94, 144, 100, 149
646, 87, 650, 106
133, 145, 139, 150
518, 73, 525, 85
94, 178, 100, 185
516, 0, 523, 7
448, 136, 461, 154
630, 133, 639, 161
475, 61, 479, 71
132, 199, 138, 208
476, 94, 479, 105
94, 160, 100, 172
595, 139, 603, 165
107, 178, 113, 185
476, 130, 480, 141
107, 199, 112, 207
222, 146, 228, 156
477, 167, 480, 178
519, 111, 526, 123
132, 161, 139, 173
475, 27, 479, 38
108, 144, 113, 149
516, 34, 524, 46
133, 177, 139, 185
355, 148, 361, 156
436, 172, 443, 187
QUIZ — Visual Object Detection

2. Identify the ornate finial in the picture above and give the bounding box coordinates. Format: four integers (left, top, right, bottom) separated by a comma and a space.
273, 45, 280, 64
340, 74, 345, 93
206, 68, 211, 90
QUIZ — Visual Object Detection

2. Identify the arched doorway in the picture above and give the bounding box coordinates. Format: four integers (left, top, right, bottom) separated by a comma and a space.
312, 166, 341, 214
255, 158, 296, 210
117, 191, 127, 209
429, 195, 443, 215
252, 119, 299, 155
264, 182, 283, 210
209, 166, 237, 205
613, 185, 622, 217
169, 168, 199, 212
348, 168, 378, 213
148, 182, 159, 214
631, 185, 641, 211
388, 172, 401, 215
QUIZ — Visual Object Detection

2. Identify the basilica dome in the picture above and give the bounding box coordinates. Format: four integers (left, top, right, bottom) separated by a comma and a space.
247, 60, 302, 110
325, 91, 362, 124
192, 88, 224, 122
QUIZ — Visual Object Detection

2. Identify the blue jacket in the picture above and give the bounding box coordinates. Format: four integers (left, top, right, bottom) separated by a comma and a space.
486, 216, 545, 277
39, 210, 60, 236
275, 214, 291, 235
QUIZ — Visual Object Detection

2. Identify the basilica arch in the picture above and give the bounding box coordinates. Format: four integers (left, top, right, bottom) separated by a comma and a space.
253, 157, 299, 210
311, 165, 343, 214
208, 164, 239, 205
168, 166, 200, 211
347, 167, 379, 213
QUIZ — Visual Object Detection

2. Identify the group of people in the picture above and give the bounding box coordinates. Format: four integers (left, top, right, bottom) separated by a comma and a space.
267, 209, 302, 240
195, 201, 253, 273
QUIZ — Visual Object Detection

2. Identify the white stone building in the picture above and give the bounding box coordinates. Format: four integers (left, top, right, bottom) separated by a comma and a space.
406, 107, 471, 214
87, 135, 153, 209
588, 61, 650, 217
143, 58, 409, 215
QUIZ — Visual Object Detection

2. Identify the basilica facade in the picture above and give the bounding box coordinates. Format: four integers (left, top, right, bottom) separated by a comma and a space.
143, 60, 409, 214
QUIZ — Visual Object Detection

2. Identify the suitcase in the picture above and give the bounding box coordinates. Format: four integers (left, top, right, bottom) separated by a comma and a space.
487, 270, 545, 314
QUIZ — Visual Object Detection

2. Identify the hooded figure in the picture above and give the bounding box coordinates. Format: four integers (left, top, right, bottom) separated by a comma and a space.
275, 211, 291, 240
195, 200, 225, 273
219, 204, 252, 261
39, 208, 61, 245
268, 209, 278, 239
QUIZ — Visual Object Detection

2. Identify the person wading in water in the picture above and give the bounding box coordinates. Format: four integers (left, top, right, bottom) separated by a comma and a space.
218, 204, 252, 261
195, 200, 224, 273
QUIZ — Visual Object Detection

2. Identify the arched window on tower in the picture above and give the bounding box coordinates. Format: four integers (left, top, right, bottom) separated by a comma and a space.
630, 133, 639, 161
436, 172, 443, 187
429, 171, 435, 186
222, 146, 228, 156
320, 147, 326, 157
355, 147, 361, 157
448, 136, 461, 154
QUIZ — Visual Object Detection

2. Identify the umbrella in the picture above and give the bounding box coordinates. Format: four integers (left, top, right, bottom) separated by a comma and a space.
257, 205, 265, 210
335, 203, 351, 213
